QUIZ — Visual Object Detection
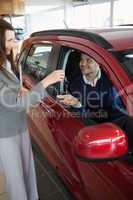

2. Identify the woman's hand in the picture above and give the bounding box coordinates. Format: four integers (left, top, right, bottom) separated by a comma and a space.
12, 40, 20, 62
41, 70, 65, 88
17, 86, 28, 97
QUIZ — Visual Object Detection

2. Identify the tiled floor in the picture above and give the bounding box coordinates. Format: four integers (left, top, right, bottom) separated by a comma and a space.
32, 142, 74, 200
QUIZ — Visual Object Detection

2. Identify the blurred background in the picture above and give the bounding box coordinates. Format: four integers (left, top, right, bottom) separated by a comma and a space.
1, 0, 133, 40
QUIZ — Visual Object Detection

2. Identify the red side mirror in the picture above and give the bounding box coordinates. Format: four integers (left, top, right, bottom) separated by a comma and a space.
74, 123, 128, 162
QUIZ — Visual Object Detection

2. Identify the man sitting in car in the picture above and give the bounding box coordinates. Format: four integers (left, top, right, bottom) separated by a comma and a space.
58, 53, 133, 150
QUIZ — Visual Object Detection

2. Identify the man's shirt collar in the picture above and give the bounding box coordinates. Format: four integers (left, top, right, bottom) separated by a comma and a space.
83, 68, 101, 87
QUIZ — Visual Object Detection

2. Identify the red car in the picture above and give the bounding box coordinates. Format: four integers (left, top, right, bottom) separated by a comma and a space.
19, 28, 133, 200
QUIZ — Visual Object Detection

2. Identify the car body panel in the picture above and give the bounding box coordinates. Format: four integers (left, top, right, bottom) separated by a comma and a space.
20, 29, 133, 200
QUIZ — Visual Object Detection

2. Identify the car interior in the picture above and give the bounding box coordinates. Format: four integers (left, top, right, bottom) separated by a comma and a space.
58, 48, 127, 126
65, 50, 82, 88
24, 46, 53, 81
59, 49, 99, 126
58, 49, 82, 95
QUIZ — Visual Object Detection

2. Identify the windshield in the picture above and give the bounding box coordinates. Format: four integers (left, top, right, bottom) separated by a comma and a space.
113, 49, 133, 80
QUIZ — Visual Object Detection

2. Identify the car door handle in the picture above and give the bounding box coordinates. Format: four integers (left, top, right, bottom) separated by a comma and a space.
40, 102, 56, 127
40, 102, 54, 113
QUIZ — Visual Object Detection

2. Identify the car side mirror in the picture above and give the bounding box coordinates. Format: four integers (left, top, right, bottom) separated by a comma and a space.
73, 123, 128, 162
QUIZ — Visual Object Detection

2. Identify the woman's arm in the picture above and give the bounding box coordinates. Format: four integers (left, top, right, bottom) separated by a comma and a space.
0, 70, 64, 112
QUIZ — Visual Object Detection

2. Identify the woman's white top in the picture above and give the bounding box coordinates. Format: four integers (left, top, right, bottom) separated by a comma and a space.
5, 60, 14, 74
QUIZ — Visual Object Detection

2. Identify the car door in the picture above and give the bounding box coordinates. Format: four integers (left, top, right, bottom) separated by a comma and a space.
19, 37, 133, 200
18, 42, 68, 167
51, 41, 133, 200
18, 41, 87, 199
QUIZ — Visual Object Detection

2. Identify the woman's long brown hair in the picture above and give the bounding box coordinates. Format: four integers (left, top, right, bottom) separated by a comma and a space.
0, 19, 16, 73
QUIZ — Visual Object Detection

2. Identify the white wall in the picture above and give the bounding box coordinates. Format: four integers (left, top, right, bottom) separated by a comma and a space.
26, 8, 65, 35
114, 0, 133, 25
73, 2, 110, 28
25, 2, 110, 35
25, 0, 133, 35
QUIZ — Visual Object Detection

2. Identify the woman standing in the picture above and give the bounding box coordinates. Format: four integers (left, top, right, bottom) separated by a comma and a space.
0, 19, 64, 200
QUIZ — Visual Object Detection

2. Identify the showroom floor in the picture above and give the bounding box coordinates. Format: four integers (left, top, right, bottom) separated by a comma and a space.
33, 142, 74, 200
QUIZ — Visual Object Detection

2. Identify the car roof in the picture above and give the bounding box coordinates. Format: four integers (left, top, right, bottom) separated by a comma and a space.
31, 28, 133, 51
95, 28, 133, 51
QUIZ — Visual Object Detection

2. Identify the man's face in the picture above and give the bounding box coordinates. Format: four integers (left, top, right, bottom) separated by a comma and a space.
5, 30, 16, 55
79, 54, 99, 80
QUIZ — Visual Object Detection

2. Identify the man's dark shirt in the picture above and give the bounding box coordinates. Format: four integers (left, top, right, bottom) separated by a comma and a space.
68, 70, 125, 123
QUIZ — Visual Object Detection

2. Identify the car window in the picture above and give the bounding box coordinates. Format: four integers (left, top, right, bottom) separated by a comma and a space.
57, 47, 126, 125
113, 49, 133, 81
24, 44, 53, 81
59, 48, 82, 95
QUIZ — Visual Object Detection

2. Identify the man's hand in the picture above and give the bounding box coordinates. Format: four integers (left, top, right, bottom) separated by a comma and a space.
57, 94, 80, 106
